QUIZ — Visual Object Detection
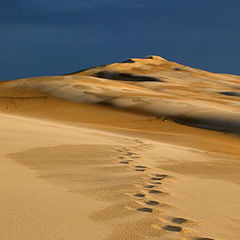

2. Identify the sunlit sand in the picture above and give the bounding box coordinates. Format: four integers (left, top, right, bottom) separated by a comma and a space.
0, 56, 240, 240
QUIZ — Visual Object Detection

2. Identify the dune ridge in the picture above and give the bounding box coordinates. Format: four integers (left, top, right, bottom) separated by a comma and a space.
1, 56, 240, 133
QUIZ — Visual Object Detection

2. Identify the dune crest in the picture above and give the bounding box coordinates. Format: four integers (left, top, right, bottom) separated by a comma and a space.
1, 56, 240, 133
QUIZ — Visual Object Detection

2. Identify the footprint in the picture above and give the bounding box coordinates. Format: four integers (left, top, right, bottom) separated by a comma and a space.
145, 200, 159, 206
144, 185, 155, 189
135, 165, 147, 169
124, 152, 134, 156
149, 190, 163, 194
120, 161, 129, 164
136, 169, 145, 172
163, 225, 182, 232
156, 174, 169, 178
151, 177, 164, 181
153, 174, 169, 180
172, 217, 188, 224
134, 193, 145, 198
194, 238, 215, 240
137, 207, 153, 213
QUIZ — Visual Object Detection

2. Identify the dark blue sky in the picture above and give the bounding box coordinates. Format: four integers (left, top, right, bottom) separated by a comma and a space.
0, 0, 240, 81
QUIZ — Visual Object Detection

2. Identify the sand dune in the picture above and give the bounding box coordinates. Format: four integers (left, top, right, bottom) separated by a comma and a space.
0, 56, 240, 240
1, 56, 240, 133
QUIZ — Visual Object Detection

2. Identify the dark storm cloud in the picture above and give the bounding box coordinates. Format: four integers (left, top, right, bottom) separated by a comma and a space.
0, 0, 237, 29
0, 0, 240, 81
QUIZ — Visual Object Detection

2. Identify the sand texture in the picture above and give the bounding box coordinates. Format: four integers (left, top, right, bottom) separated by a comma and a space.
0, 56, 240, 240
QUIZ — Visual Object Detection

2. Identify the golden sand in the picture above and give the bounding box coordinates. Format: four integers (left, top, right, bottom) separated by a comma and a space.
0, 56, 240, 240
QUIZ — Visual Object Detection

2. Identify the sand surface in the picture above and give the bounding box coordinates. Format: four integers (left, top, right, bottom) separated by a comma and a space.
1, 56, 240, 240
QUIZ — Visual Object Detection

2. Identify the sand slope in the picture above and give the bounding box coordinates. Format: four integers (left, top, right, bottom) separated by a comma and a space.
1, 56, 240, 133
1, 113, 240, 240
1, 56, 240, 240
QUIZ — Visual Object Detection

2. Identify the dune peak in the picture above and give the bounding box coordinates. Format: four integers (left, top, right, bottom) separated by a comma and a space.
121, 55, 167, 64
144, 55, 167, 61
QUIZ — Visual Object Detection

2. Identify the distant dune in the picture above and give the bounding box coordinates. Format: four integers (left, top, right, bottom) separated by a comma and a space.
1, 55, 240, 133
